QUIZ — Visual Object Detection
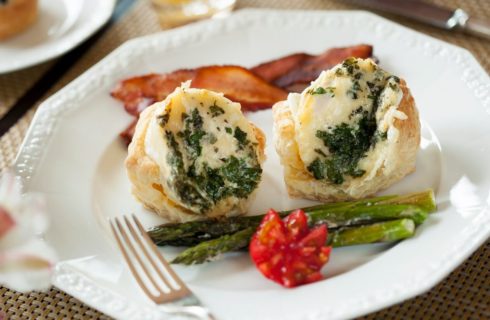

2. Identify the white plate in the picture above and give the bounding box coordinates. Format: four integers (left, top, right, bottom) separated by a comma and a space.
0, 0, 116, 74
14, 9, 490, 320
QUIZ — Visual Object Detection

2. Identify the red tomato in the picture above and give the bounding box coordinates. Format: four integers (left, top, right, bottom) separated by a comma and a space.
249, 209, 331, 288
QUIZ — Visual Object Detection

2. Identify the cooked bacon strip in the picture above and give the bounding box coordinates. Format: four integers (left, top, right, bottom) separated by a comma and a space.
111, 66, 287, 114
251, 53, 312, 83
111, 70, 195, 116
252, 44, 373, 90
191, 66, 288, 111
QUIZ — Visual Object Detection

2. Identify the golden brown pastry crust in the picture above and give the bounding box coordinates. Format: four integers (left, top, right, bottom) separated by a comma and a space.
126, 103, 266, 222
0, 0, 38, 40
273, 80, 420, 202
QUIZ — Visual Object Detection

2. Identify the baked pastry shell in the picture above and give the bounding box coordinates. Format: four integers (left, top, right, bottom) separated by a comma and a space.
126, 103, 266, 222
272, 80, 421, 202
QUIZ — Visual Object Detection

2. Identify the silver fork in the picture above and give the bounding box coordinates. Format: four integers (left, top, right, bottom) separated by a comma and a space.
110, 215, 215, 320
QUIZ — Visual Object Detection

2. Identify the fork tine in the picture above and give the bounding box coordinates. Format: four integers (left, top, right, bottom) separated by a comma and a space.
112, 217, 165, 297
122, 215, 175, 291
131, 214, 190, 293
112, 216, 215, 318
109, 219, 156, 299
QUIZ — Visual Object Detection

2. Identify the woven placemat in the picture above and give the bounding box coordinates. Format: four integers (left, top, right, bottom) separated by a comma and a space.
0, 0, 489, 319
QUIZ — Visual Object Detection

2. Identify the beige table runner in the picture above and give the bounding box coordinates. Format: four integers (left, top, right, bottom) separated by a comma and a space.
0, 0, 488, 319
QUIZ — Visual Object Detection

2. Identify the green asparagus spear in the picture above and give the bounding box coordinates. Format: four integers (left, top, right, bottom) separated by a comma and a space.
327, 218, 415, 247
149, 189, 434, 246
172, 228, 255, 265
171, 219, 416, 265
375, 189, 436, 213
307, 204, 427, 227
149, 215, 263, 246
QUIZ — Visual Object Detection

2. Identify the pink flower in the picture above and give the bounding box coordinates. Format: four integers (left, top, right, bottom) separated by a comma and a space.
0, 171, 57, 292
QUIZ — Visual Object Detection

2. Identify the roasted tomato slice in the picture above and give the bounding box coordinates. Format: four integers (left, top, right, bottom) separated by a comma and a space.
249, 209, 331, 288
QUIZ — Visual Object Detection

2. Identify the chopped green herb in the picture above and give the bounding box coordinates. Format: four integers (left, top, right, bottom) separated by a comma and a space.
347, 90, 358, 99
335, 68, 344, 76
342, 57, 358, 75
352, 81, 362, 92
225, 127, 232, 134
349, 106, 365, 120
210, 102, 225, 117
307, 158, 327, 180
306, 158, 344, 184
234, 127, 248, 149
207, 133, 217, 144
308, 87, 326, 95
375, 130, 388, 142
165, 131, 184, 171
220, 156, 262, 198
179, 109, 206, 160
387, 75, 400, 83
307, 86, 335, 97
157, 113, 170, 127
314, 148, 327, 157
310, 112, 377, 184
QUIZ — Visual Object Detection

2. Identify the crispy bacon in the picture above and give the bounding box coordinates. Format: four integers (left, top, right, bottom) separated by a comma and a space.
111, 70, 195, 116
252, 44, 373, 89
251, 53, 312, 83
111, 66, 287, 115
191, 66, 288, 111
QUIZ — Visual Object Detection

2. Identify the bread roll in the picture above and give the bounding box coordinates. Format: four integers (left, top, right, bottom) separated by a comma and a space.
126, 82, 266, 222
0, 0, 38, 40
273, 58, 420, 201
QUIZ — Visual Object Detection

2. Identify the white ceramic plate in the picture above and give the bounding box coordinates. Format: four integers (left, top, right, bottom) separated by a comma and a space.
0, 0, 116, 74
14, 9, 490, 320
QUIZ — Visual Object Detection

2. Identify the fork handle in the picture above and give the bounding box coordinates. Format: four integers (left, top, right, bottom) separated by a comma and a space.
160, 305, 216, 320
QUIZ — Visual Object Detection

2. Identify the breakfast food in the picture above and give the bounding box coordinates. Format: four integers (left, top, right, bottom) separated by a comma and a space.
273, 58, 420, 201
0, 0, 38, 40
126, 82, 266, 222
251, 44, 373, 90
111, 66, 288, 117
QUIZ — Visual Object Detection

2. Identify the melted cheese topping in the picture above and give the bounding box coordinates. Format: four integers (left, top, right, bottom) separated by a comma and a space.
145, 82, 261, 213
288, 58, 405, 182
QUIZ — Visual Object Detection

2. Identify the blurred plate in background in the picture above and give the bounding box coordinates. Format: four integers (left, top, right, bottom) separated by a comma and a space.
0, 0, 116, 74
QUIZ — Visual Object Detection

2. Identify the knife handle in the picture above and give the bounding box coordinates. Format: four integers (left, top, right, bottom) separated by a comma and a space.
463, 16, 490, 40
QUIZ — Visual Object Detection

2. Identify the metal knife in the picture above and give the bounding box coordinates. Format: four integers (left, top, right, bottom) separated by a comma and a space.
352, 0, 490, 40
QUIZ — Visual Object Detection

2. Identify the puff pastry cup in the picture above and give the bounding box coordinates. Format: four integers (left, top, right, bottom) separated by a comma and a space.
273, 58, 420, 202
126, 83, 266, 222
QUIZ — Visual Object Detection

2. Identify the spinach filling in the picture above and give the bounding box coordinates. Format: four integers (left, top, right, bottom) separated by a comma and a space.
306, 59, 394, 185
162, 106, 261, 213
308, 112, 376, 184
178, 109, 206, 160
209, 101, 225, 117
